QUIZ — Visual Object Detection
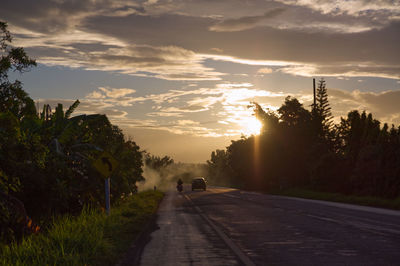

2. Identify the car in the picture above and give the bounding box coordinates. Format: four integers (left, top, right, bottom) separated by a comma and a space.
192, 177, 206, 191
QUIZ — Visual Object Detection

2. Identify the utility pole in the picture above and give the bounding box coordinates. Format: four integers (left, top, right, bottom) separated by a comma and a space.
313, 78, 316, 111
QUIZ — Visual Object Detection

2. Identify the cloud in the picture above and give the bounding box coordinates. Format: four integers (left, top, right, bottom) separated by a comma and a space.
122, 117, 222, 137
280, 63, 400, 79
85, 87, 146, 107
81, 82, 287, 136
2, 0, 399, 80
23, 42, 225, 80
257, 67, 274, 75
139, 84, 286, 135
36, 81, 400, 142
176, 120, 199, 126
275, 0, 400, 16
209, 8, 285, 32
82, 12, 400, 79
0, 0, 146, 34
98, 87, 136, 98
217, 82, 254, 88
86, 91, 105, 99
321, 88, 400, 125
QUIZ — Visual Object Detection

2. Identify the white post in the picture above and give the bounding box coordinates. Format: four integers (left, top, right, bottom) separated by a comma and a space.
105, 178, 110, 215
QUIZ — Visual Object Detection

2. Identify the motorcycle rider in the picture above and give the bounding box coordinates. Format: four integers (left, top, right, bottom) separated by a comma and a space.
177, 178, 183, 191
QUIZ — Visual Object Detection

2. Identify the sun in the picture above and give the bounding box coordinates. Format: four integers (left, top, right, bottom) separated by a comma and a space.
242, 117, 262, 136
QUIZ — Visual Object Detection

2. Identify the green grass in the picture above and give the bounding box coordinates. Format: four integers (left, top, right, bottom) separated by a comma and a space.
271, 188, 400, 210
0, 190, 164, 266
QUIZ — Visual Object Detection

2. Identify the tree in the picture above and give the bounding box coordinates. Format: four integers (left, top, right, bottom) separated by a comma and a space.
313, 78, 334, 144
249, 102, 279, 135
315, 79, 332, 120
0, 22, 42, 242
144, 154, 174, 170
0, 21, 36, 120
207, 149, 235, 187
278, 96, 312, 128
0, 21, 148, 244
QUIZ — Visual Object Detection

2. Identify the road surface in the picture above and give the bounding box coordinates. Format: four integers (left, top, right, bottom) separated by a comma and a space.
138, 186, 400, 265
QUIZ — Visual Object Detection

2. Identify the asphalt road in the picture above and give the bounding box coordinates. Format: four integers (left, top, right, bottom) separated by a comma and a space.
139, 186, 400, 266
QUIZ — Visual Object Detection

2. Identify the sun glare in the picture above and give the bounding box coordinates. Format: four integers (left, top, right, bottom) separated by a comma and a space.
242, 117, 262, 136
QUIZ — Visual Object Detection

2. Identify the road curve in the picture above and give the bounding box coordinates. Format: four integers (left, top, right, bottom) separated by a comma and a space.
140, 186, 400, 266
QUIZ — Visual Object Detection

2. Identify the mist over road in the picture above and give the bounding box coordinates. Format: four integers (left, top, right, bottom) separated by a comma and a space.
139, 186, 400, 266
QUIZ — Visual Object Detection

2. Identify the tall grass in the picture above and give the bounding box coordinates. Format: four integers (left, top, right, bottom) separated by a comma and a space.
0, 190, 163, 266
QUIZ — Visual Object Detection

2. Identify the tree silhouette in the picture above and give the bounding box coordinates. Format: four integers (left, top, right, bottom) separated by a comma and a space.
278, 96, 312, 128
312, 78, 335, 150
250, 102, 279, 134
0, 21, 36, 120
145, 154, 174, 170
207, 149, 234, 187
207, 82, 400, 199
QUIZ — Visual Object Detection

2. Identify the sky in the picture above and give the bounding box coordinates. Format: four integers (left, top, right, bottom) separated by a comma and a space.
1, 0, 400, 163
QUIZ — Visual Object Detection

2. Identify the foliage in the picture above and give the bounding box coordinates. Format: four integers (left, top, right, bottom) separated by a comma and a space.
314, 79, 333, 126
313, 78, 335, 147
207, 149, 235, 187
0, 21, 145, 244
278, 96, 312, 128
0, 21, 36, 120
0, 191, 163, 266
144, 154, 174, 171
207, 79, 400, 200
250, 102, 279, 134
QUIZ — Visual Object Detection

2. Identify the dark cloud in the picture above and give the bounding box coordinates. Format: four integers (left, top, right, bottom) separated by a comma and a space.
328, 88, 400, 125
281, 63, 400, 79
209, 8, 286, 32
95, 54, 168, 66
329, 88, 356, 101
0, 0, 93, 33
25, 46, 71, 59
81, 13, 400, 78
2, 0, 399, 79
358, 90, 400, 115
22, 42, 223, 80
0, 0, 145, 34
68, 42, 120, 52
275, 0, 400, 16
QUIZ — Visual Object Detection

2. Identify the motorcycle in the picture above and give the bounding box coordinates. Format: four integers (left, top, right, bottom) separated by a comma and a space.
177, 183, 183, 192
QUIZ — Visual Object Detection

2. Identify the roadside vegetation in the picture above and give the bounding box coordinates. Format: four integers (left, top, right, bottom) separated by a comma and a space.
207, 78, 400, 208
0, 19, 164, 260
0, 190, 163, 266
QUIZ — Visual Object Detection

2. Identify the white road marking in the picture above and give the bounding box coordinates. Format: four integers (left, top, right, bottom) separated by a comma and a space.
306, 214, 400, 235
210, 187, 400, 217
268, 195, 400, 217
